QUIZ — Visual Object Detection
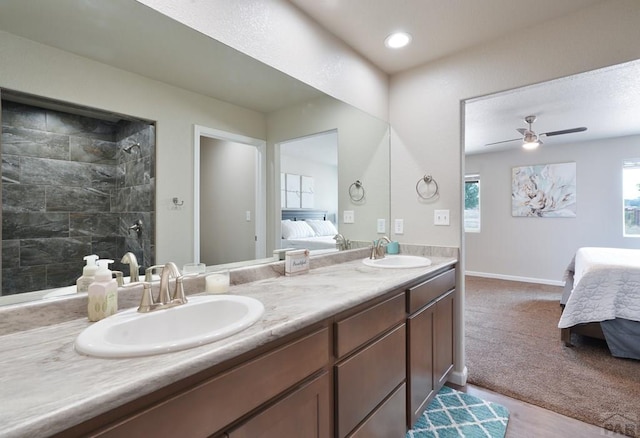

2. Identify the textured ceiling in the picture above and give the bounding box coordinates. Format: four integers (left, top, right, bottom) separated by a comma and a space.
0, 0, 323, 113
464, 60, 640, 155
289, 0, 604, 74
290, 0, 639, 154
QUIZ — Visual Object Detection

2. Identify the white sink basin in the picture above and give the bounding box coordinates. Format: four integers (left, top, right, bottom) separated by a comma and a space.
75, 295, 264, 358
362, 255, 432, 269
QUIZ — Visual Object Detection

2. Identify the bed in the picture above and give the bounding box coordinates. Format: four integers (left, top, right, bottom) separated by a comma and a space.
281, 209, 339, 252
558, 247, 640, 359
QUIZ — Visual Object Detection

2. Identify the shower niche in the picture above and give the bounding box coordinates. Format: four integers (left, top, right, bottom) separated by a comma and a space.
1, 90, 156, 295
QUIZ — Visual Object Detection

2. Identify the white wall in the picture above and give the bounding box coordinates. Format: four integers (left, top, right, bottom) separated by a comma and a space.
200, 138, 257, 265
466, 135, 640, 284
0, 31, 266, 267
136, 0, 389, 122
389, 0, 640, 251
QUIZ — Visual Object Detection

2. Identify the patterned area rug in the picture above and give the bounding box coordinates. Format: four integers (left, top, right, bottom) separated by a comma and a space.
407, 386, 509, 438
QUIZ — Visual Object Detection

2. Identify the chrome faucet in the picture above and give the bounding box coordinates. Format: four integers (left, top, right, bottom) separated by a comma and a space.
137, 262, 188, 313
370, 236, 391, 260
333, 233, 351, 251
120, 252, 139, 283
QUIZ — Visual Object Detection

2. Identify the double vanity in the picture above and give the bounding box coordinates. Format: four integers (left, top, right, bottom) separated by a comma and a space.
0, 246, 457, 438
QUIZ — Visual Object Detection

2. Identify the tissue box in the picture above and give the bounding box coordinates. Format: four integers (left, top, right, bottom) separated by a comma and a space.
285, 249, 310, 276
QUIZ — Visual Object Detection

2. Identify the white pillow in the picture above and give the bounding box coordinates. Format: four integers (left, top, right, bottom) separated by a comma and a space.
281, 220, 316, 239
306, 220, 338, 237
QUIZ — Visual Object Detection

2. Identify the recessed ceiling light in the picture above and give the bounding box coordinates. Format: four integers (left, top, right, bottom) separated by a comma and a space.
384, 32, 412, 49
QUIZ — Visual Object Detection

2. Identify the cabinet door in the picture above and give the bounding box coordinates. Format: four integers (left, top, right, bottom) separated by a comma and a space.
227, 372, 330, 438
434, 290, 454, 388
407, 301, 435, 428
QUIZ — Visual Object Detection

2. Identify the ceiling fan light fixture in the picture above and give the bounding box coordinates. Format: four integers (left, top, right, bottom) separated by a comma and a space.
522, 130, 539, 149
384, 32, 412, 49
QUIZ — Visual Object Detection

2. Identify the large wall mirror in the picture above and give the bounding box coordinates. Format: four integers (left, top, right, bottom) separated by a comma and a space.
0, 0, 390, 305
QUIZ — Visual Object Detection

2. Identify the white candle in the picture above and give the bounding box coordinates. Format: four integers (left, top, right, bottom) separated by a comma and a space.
206, 272, 229, 294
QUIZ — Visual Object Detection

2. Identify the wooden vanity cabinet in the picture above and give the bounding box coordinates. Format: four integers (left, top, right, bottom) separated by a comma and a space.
333, 293, 407, 438
68, 327, 330, 438
54, 264, 457, 438
406, 268, 455, 428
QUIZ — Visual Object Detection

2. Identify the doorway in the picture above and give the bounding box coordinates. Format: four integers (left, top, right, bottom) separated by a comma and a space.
193, 126, 266, 265
277, 130, 338, 249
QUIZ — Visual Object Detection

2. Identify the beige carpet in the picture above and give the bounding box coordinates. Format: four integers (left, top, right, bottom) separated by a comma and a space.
465, 276, 640, 437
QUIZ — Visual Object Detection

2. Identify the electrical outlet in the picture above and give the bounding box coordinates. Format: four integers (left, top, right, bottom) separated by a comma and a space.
394, 218, 404, 234
377, 218, 386, 233
434, 209, 450, 226
343, 210, 355, 224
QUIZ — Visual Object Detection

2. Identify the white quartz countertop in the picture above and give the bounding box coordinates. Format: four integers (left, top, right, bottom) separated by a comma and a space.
0, 255, 456, 438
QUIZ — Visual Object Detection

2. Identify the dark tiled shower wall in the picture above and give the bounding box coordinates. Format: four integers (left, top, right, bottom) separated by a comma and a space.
1, 101, 155, 295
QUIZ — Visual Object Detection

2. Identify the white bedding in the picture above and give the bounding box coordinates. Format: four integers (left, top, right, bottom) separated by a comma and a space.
282, 235, 337, 251
558, 247, 640, 328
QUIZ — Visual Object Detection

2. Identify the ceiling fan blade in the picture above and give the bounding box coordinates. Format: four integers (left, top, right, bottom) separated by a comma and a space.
485, 138, 520, 147
516, 128, 527, 135
541, 127, 587, 137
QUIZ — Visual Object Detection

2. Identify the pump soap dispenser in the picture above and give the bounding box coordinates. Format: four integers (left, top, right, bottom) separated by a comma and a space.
88, 259, 118, 322
77, 254, 99, 293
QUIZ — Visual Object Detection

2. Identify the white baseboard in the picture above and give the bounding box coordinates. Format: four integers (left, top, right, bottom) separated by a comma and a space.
448, 366, 468, 386
465, 271, 564, 286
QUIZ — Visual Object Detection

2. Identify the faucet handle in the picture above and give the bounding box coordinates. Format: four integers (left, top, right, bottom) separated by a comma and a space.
145, 264, 165, 282
172, 276, 188, 305
137, 282, 155, 313
112, 270, 124, 287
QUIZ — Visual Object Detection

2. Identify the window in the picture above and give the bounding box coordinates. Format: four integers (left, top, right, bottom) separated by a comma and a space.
464, 175, 480, 232
623, 160, 640, 237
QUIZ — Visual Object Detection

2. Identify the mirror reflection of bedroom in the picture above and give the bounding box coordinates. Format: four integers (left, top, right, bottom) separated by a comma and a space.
279, 130, 339, 254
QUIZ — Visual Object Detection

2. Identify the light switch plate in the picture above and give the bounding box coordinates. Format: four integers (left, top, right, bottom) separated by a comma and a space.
377, 218, 386, 233
245, 211, 251, 221
434, 209, 450, 226
343, 210, 355, 224
394, 218, 404, 234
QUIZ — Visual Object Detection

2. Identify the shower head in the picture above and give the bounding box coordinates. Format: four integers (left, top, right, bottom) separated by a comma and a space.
123, 143, 141, 154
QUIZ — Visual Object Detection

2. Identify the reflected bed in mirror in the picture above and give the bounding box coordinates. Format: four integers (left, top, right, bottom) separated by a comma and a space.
280, 209, 339, 254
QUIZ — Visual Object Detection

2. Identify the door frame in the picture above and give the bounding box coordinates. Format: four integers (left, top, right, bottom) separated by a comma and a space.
193, 125, 266, 264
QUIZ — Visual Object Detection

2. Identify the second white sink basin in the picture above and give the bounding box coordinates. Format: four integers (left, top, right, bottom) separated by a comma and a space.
75, 295, 264, 358
362, 255, 432, 269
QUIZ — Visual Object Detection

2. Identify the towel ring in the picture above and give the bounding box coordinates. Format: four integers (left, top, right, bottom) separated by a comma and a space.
416, 175, 439, 200
349, 180, 366, 202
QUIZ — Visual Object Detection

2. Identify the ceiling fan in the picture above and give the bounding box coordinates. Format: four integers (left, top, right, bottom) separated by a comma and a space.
485, 115, 587, 150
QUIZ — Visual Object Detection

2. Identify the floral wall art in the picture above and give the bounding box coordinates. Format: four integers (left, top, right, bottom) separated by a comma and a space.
511, 162, 576, 217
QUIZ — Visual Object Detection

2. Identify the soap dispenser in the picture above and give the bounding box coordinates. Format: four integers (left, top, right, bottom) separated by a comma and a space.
77, 254, 99, 293
87, 259, 118, 322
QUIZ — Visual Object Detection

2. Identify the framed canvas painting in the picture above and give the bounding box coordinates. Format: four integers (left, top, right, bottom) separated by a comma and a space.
512, 162, 576, 217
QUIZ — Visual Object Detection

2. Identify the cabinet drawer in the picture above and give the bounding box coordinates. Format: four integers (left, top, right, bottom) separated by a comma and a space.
335, 324, 406, 438
349, 383, 406, 438
334, 293, 405, 359
227, 372, 331, 438
407, 268, 455, 314
96, 328, 329, 438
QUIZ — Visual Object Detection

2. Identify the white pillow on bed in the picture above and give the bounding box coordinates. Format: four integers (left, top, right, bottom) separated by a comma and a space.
281, 220, 316, 239
306, 220, 338, 237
